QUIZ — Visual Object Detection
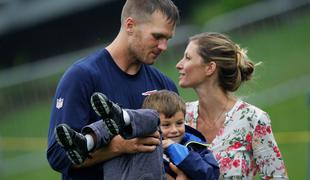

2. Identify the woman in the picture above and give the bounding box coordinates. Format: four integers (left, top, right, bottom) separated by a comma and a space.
176, 32, 288, 179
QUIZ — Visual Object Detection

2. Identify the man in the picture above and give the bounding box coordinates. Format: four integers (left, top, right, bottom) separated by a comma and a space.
46, 0, 180, 179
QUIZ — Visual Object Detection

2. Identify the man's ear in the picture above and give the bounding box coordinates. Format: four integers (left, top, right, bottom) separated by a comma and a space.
124, 17, 135, 35
205, 61, 217, 76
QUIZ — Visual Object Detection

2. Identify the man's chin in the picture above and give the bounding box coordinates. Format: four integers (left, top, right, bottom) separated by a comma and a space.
144, 59, 156, 65
149, 53, 160, 62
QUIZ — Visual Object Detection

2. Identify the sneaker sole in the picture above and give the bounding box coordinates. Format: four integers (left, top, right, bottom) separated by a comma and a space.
91, 92, 110, 118
54, 124, 86, 165
55, 124, 73, 149
103, 118, 119, 135
67, 150, 84, 165
91, 92, 121, 136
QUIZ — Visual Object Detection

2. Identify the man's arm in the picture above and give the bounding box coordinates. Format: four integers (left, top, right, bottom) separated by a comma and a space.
73, 131, 161, 168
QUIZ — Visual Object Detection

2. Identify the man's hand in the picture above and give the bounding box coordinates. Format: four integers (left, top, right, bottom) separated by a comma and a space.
109, 131, 161, 154
72, 131, 160, 169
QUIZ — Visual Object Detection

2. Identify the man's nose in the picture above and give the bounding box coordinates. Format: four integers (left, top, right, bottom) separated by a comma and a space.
158, 39, 168, 51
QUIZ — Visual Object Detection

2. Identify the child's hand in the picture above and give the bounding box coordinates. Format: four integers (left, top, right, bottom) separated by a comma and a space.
162, 139, 175, 149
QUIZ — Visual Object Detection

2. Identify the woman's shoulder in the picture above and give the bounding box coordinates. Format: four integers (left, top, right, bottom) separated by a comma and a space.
233, 99, 263, 112
185, 101, 199, 116
184, 101, 199, 127
233, 99, 270, 123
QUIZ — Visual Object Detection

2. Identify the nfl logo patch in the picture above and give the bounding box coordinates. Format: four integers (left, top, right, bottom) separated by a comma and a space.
142, 90, 158, 96
56, 98, 64, 109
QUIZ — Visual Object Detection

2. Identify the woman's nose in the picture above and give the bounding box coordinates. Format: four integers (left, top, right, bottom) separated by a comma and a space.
176, 59, 183, 69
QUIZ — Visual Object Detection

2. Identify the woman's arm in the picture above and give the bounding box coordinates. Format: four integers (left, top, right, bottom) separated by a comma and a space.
253, 112, 288, 179
169, 162, 190, 180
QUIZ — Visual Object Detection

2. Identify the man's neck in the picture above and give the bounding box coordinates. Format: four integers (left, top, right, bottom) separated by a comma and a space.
106, 40, 142, 75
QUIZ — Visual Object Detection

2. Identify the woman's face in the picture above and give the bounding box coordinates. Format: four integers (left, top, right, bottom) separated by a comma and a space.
176, 41, 207, 88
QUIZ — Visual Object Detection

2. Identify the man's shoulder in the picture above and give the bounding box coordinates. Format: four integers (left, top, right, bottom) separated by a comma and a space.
144, 65, 163, 74
143, 65, 173, 81
142, 65, 178, 93
67, 48, 109, 74
74, 49, 106, 67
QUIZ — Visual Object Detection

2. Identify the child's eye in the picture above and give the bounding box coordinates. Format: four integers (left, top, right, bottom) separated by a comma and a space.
161, 124, 170, 127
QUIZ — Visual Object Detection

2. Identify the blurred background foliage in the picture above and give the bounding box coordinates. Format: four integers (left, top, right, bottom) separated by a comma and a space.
0, 0, 309, 179
189, 0, 259, 25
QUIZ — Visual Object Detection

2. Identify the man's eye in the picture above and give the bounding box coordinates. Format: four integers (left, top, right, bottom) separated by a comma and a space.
177, 121, 184, 125
154, 34, 167, 40
153, 34, 160, 39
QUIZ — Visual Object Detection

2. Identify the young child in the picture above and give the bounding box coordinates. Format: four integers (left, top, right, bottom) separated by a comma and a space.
55, 90, 219, 180
142, 90, 219, 179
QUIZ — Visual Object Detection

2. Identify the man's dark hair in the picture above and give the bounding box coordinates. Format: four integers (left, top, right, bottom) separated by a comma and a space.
121, 0, 180, 26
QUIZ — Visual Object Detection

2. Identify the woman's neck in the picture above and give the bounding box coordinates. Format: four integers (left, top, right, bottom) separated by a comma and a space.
193, 84, 236, 143
195, 86, 234, 123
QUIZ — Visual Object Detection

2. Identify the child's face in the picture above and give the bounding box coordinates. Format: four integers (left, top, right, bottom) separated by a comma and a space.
160, 111, 185, 143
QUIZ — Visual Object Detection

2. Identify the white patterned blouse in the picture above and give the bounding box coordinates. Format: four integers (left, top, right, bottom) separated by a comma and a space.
185, 100, 288, 179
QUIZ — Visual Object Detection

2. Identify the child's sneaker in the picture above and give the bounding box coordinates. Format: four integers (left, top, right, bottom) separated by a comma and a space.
90, 92, 126, 136
55, 124, 90, 165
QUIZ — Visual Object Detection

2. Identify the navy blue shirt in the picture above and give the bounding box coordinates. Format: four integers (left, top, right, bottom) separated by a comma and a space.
47, 49, 178, 180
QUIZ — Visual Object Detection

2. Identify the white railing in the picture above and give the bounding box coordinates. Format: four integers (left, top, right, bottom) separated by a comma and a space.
0, 0, 112, 35
203, 0, 310, 32
0, 0, 309, 96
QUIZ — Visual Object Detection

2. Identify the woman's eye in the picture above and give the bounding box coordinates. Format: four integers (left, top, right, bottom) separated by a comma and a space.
185, 54, 191, 60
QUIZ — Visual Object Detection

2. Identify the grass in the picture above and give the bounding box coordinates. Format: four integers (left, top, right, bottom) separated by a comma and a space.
0, 95, 308, 179
8, 169, 59, 180
0, 101, 51, 137
267, 93, 310, 179
1, 11, 310, 180
0, 102, 59, 180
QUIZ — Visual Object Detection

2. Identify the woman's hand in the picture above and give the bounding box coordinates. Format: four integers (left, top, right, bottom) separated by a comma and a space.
169, 162, 190, 180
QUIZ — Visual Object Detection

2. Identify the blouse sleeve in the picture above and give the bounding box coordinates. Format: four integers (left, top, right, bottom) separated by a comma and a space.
185, 101, 199, 128
252, 112, 288, 179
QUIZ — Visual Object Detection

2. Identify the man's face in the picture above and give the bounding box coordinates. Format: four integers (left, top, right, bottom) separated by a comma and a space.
128, 11, 175, 65
160, 111, 185, 144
